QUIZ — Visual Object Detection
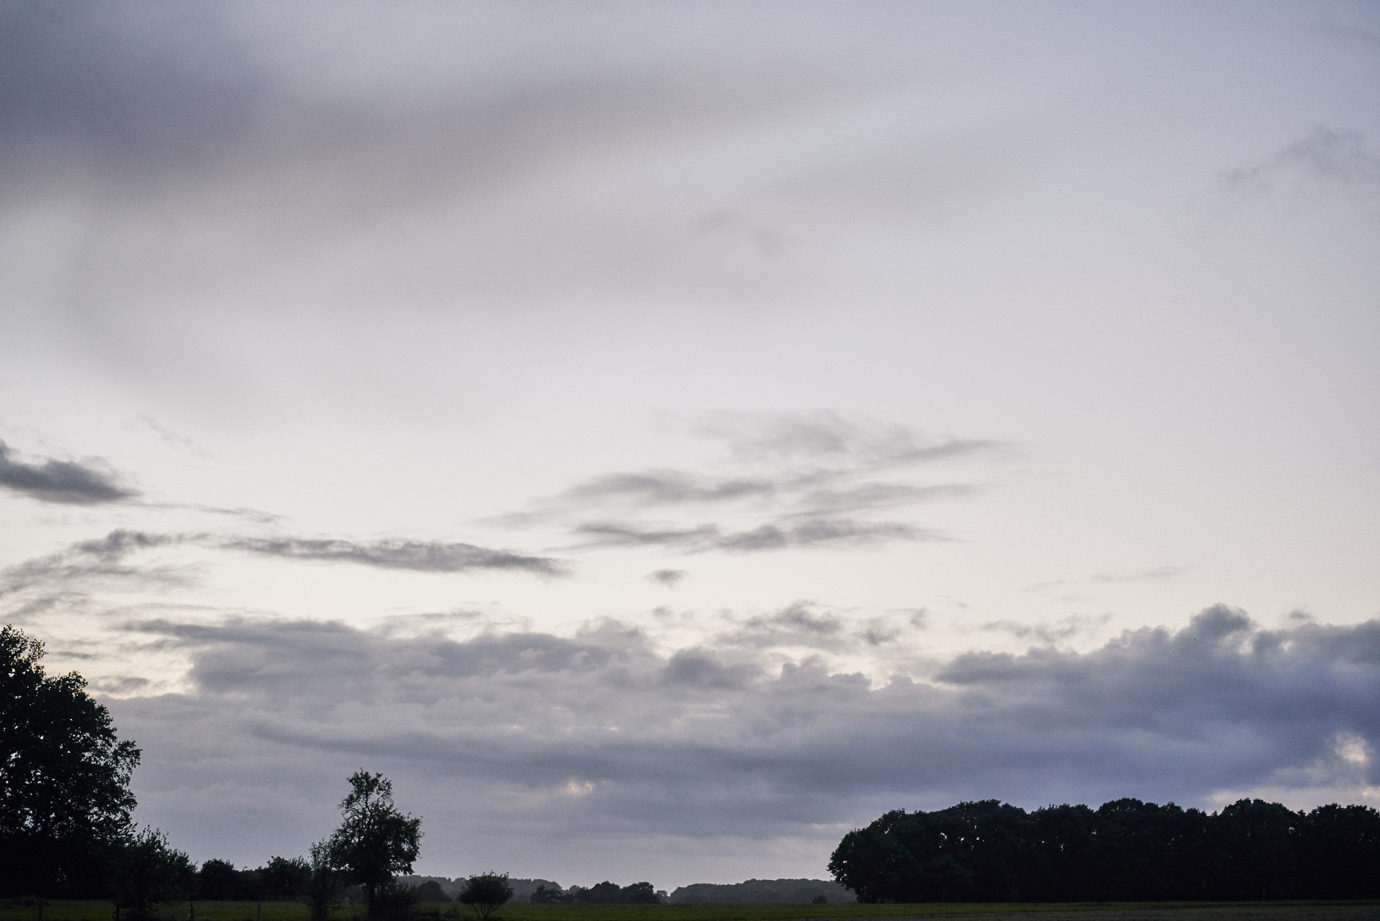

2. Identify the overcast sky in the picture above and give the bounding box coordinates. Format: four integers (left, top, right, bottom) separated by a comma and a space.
3, 0, 1379, 891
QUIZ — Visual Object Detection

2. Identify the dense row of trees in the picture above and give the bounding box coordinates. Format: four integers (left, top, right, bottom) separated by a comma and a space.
530, 880, 660, 904
830, 798, 1380, 903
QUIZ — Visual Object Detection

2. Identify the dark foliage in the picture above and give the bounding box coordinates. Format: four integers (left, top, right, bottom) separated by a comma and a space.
109, 826, 196, 920
305, 840, 344, 921
0, 625, 141, 896
412, 879, 450, 902
259, 855, 312, 901
197, 859, 252, 901
370, 879, 420, 921
458, 873, 512, 920
566, 880, 660, 904
326, 771, 422, 917
668, 879, 849, 905
529, 884, 565, 903
830, 797, 1380, 903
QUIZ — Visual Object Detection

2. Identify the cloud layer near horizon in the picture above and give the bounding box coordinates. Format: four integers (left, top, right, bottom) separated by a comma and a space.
104, 607, 1379, 885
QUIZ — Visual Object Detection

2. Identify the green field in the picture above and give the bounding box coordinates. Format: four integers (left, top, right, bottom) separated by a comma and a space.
6, 902, 1380, 921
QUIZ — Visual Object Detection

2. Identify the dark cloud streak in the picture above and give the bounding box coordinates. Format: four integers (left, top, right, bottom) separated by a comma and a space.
225, 536, 567, 576
572, 518, 943, 553
0, 439, 137, 504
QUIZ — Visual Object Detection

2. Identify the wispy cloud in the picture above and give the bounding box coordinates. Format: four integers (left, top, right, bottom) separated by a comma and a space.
981, 613, 1114, 646
0, 439, 137, 504
564, 471, 777, 506
2, 529, 567, 605
1025, 566, 1183, 593
536, 412, 997, 558
572, 518, 944, 553
702, 411, 1009, 468
0, 529, 195, 598
712, 518, 941, 552
1221, 126, 1380, 197
791, 482, 981, 516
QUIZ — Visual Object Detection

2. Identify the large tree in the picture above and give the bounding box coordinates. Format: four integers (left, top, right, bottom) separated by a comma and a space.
0, 625, 141, 895
326, 771, 421, 916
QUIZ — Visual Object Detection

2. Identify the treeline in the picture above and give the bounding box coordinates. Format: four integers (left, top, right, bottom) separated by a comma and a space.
668, 879, 852, 905
830, 798, 1380, 903
529, 881, 660, 904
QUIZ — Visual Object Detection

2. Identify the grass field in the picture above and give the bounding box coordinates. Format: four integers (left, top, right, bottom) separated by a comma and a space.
5, 901, 1379, 921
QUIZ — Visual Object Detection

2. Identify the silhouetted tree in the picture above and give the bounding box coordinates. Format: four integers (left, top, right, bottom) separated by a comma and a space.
110, 827, 196, 920
0, 625, 141, 896
326, 771, 421, 917
260, 856, 311, 902
832, 795, 1380, 903
1214, 798, 1299, 900
197, 858, 249, 900
1299, 803, 1380, 899
304, 841, 342, 921
620, 882, 660, 904
412, 879, 450, 902
458, 873, 512, 920
529, 884, 566, 903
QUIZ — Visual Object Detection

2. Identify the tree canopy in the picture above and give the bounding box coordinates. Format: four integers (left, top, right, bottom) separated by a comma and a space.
458, 873, 513, 920
326, 771, 422, 916
830, 797, 1380, 903
1, 624, 141, 895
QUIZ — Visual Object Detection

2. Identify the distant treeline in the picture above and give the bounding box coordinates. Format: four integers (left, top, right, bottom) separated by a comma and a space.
398, 877, 662, 905
830, 798, 1380, 903
668, 879, 852, 905
396, 876, 852, 906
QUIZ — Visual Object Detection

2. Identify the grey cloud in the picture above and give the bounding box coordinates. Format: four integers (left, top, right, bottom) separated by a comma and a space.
661, 648, 762, 691
539, 415, 1000, 529
109, 609, 1380, 883
0, 439, 137, 504
712, 518, 941, 552
703, 411, 1008, 469
72, 529, 184, 562
573, 518, 939, 553
564, 471, 776, 505
981, 613, 1113, 645
533, 414, 997, 562
714, 604, 919, 655
1222, 126, 1380, 197
646, 569, 687, 587
2, 529, 565, 604
1, 529, 195, 598
375, 609, 495, 638
225, 537, 567, 576
572, 523, 720, 550
148, 503, 285, 526
720, 602, 844, 649
793, 482, 981, 516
